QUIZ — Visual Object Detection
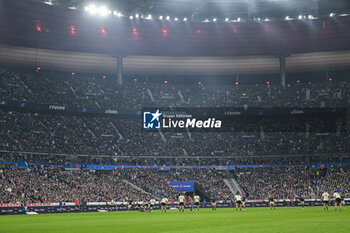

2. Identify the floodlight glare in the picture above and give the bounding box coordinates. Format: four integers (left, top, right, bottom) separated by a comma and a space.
135, 14, 139, 18
87, 5, 97, 15
130, 15, 134, 19
166, 16, 170, 20
174, 17, 179, 21
213, 18, 217, 22
225, 18, 229, 22
159, 15, 163, 20
237, 17, 241, 22
183, 17, 187, 22
98, 6, 108, 16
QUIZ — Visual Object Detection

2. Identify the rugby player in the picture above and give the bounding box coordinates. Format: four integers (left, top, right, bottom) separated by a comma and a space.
193, 195, 201, 213
161, 197, 168, 213
178, 194, 186, 212
321, 191, 329, 211
234, 192, 243, 212
333, 191, 342, 211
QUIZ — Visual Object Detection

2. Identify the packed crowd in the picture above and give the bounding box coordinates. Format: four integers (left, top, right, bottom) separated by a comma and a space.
0, 109, 347, 158
317, 165, 350, 197
121, 168, 231, 200
0, 164, 231, 203
0, 68, 349, 109
235, 167, 318, 200
0, 164, 152, 203
1, 163, 349, 204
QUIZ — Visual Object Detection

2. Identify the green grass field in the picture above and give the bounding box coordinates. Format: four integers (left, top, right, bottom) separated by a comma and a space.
0, 207, 349, 233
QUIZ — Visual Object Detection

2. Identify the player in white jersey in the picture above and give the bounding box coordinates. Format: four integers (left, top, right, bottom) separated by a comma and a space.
149, 199, 156, 212
234, 192, 243, 212
211, 199, 217, 211
341, 196, 345, 209
161, 198, 168, 213
321, 191, 329, 211
333, 192, 342, 211
269, 196, 275, 210
109, 200, 116, 212
193, 195, 201, 213
178, 195, 186, 212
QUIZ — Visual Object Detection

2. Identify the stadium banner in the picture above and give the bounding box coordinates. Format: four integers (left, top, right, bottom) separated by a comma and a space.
168, 181, 195, 192
0, 101, 346, 132
1, 200, 349, 215
0, 100, 139, 118
3, 160, 350, 171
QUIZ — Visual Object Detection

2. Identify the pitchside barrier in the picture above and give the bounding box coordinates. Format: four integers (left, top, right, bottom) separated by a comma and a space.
1, 199, 349, 215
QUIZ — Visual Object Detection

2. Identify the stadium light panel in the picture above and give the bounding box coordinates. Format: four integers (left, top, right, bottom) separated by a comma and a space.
117, 12, 123, 17
132, 28, 138, 36
237, 18, 241, 22
146, 14, 152, 20
330, 13, 335, 17
159, 16, 163, 20
135, 14, 139, 18
43, 0, 53, 5
308, 15, 314, 19
204, 19, 209, 22
87, 5, 97, 15
225, 18, 229, 22
113, 11, 118, 16
166, 16, 170, 20
174, 17, 179, 21
183, 17, 187, 22
213, 18, 217, 22
285, 16, 289, 20
101, 27, 107, 36
129, 15, 134, 19
264, 18, 270, 21
70, 25, 76, 35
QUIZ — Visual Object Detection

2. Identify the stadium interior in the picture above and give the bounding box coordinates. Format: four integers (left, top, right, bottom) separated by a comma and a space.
0, 0, 350, 232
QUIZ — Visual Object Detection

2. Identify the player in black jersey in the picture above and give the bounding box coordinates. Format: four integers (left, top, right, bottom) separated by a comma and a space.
299, 197, 305, 209
242, 196, 246, 210
269, 196, 275, 210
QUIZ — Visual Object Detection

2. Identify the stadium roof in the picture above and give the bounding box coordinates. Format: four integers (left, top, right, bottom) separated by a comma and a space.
35, 0, 350, 21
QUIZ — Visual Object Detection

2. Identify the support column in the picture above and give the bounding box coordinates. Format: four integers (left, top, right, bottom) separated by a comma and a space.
117, 55, 123, 85
279, 55, 287, 88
